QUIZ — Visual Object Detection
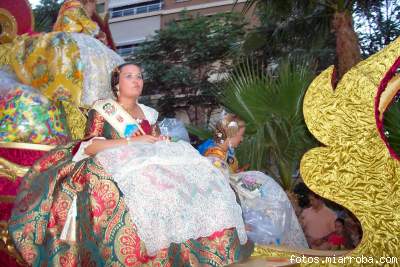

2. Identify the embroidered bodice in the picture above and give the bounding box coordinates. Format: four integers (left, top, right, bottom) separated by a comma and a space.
204, 145, 239, 173
84, 109, 152, 139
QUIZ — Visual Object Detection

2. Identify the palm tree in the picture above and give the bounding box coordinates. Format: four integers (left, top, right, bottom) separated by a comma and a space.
216, 59, 316, 191
238, 0, 387, 80
33, 0, 62, 32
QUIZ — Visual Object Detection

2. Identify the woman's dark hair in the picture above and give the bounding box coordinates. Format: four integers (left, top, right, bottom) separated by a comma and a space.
308, 191, 322, 200
336, 218, 345, 225
110, 62, 140, 97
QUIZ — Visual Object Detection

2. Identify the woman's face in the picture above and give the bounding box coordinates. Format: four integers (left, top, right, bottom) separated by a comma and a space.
229, 127, 246, 148
118, 64, 144, 99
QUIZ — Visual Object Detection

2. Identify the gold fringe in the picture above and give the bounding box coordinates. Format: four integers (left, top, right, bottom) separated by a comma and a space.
61, 101, 88, 140
0, 157, 29, 181
0, 221, 26, 266
0, 142, 54, 151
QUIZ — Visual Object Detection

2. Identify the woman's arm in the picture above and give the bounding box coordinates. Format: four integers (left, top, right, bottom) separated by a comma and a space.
82, 110, 161, 156
84, 135, 159, 156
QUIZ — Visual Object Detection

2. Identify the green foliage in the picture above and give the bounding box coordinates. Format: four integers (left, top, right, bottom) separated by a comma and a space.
383, 96, 400, 156
240, 0, 336, 70
240, 0, 400, 69
185, 124, 213, 140
354, 0, 400, 56
217, 59, 317, 190
133, 12, 246, 114
33, 0, 62, 32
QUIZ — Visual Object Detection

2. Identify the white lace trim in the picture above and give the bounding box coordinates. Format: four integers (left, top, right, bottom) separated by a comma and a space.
95, 141, 247, 255
138, 104, 158, 125
207, 157, 309, 248
72, 137, 105, 162
60, 195, 77, 242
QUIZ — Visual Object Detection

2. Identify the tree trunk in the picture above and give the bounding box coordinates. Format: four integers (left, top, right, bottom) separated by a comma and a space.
332, 11, 362, 81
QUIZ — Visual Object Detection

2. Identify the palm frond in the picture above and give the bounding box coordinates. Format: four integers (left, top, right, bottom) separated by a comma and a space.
383, 97, 400, 155
215, 59, 272, 130
185, 124, 213, 140
217, 58, 317, 190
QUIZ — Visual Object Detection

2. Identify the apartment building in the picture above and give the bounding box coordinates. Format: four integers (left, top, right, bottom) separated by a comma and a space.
97, 0, 249, 57
96, 0, 254, 125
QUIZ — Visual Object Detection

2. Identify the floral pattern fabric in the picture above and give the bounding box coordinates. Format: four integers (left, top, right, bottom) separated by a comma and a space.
9, 109, 242, 266
11, 32, 83, 105
0, 68, 70, 144
53, 0, 99, 36
10, 0, 123, 106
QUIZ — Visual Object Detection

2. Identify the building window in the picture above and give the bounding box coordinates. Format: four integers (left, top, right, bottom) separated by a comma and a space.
110, 0, 163, 18
117, 43, 141, 57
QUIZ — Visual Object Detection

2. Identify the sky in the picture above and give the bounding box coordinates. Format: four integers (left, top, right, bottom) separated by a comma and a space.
29, 0, 41, 8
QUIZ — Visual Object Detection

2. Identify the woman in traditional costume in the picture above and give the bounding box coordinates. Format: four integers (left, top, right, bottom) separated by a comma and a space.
10, 0, 123, 107
199, 114, 309, 248
9, 63, 246, 266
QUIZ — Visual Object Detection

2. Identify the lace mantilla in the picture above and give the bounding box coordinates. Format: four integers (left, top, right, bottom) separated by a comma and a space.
72, 33, 124, 106
96, 141, 247, 255
208, 157, 309, 248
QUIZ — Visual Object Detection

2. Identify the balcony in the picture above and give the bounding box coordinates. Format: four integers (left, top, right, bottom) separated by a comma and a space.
111, 2, 163, 18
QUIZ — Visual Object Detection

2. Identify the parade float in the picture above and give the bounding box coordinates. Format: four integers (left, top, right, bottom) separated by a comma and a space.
0, 0, 399, 266
253, 36, 400, 266
0, 0, 117, 265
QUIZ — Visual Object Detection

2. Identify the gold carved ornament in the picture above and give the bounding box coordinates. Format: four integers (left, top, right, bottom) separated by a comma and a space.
0, 142, 53, 266
0, 8, 17, 44
253, 38, 400, 265
0, 8, 16, 66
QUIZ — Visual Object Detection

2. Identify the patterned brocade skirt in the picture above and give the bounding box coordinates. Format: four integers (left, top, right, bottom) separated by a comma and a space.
8, 142, 242, 267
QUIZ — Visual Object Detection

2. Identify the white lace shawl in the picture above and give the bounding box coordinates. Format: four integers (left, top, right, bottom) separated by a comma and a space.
95, 141, 247, 255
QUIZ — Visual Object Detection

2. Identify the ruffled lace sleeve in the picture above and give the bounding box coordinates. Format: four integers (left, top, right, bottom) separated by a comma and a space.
138, 104, 159, 125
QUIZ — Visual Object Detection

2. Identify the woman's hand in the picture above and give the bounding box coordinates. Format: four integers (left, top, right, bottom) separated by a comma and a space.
158, 135, 170, 141
95, 31, 107, 44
